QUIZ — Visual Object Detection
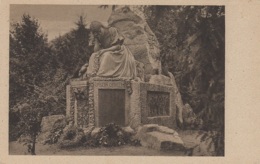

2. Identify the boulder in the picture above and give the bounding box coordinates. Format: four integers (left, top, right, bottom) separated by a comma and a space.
90, 127, 101, 138
149, 74, 173, 86
122, 126, 135, 136
37, 115, 66, 144
83, 126, 95, 136
157, 125, 178, 135
17, 134, 31, 143
108, 6, 161, 80
136, 124, 184, 151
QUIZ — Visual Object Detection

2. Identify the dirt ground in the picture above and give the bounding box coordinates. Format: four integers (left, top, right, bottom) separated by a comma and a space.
9, 142, 185, 156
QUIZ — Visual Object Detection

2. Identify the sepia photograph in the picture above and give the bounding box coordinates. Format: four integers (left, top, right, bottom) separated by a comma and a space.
7, 4, 226, 156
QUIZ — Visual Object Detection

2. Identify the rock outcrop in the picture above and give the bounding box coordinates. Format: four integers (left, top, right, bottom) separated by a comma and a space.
37, 115, 66, 144
108, 6, 161, 81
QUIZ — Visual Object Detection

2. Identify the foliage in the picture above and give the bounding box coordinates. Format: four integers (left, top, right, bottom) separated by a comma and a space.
9, 14, 51, 107
193, 128, 224, 156
9, 14, 55, 154
16, 95, 50, 155
43, 118, 66, 144
98, 6, 224, 132
57, 123, 140, 149
143, 5, 224, 125
143, 5, 225, 155
58, 126, 86, 149
84, 123, 140, 147
9, 14, 92, 144
50, 15, 92, 76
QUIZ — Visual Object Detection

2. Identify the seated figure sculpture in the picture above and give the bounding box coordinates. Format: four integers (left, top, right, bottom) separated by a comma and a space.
69, 20, 184, 129
86, 21, 137, 80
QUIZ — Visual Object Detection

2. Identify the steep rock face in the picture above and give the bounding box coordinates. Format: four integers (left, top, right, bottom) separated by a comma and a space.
108, 6, 161, 80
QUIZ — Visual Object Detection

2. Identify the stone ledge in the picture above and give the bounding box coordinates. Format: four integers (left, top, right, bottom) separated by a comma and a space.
70, 80, 88, 86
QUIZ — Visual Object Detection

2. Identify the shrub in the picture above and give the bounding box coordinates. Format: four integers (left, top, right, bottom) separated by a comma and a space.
58, 126, 85, 149
84, 123, 141, 147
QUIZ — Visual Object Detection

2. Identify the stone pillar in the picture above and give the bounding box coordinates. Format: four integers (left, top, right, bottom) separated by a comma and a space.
129, 81, 142, 129
74, 100, 78, 126
66, 85, 71, 117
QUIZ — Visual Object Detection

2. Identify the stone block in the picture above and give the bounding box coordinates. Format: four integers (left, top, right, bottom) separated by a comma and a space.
17, 134, 31, 143
136, 124, 184, 151
144, 132, 184, 150
128, 82, 141, 129
122, 126, 135, 136
40, 115, 66, 133
83, 126, 95, 136
157, 125, 177, 135
139, 82, 177, 129
91, 127, 101, 138
37, 115, 66, 144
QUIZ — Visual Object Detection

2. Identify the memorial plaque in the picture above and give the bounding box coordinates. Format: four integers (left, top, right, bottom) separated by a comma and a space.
98, 89, 125, 126
147, 91, 170, 117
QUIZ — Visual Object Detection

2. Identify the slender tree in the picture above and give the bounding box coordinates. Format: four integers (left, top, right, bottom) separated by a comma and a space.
9, 14, 52, 154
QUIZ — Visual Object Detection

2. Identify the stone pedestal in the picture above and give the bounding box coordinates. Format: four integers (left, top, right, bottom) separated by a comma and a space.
66, 79, 177, 129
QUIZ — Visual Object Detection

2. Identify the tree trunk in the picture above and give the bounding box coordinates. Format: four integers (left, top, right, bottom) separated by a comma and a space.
31, 135, 36, 155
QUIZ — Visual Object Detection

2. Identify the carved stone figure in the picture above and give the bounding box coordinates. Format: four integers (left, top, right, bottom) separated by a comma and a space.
86, 21, 137, 79
78, 63, 88, 79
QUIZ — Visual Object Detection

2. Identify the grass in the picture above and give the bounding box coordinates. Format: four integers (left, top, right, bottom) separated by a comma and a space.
9, 141, 185, 156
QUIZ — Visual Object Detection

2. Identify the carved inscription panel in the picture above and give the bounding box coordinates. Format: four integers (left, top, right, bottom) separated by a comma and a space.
147, 91, 170, 117
98, 89, 126, 126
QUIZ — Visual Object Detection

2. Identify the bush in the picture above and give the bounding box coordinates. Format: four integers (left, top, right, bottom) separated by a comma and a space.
57, 123, 141, 149
58, 126, 85, 149
84, 123, 141, 147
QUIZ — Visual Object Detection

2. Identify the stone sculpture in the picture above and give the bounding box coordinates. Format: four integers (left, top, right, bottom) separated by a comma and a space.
108, 6, 161, 81
67, 6, 186, 129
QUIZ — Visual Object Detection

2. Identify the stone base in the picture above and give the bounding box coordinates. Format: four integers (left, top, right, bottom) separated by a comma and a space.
66, 79, 177, 129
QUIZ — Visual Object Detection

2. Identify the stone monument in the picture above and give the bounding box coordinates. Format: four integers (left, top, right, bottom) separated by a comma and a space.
66, 6, 182, 130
